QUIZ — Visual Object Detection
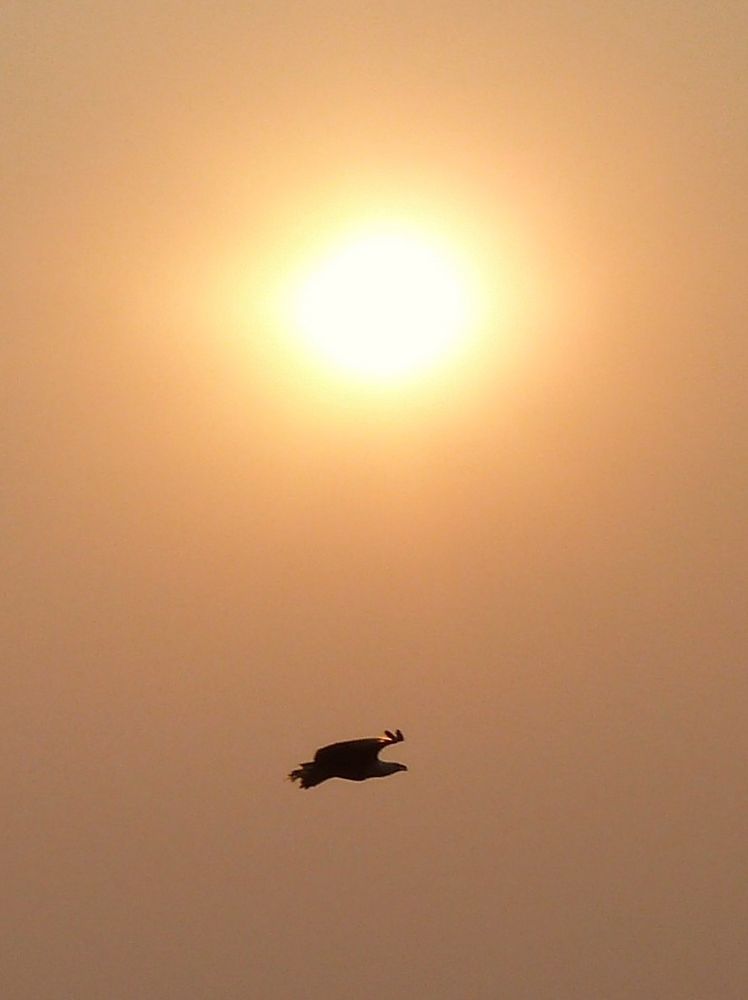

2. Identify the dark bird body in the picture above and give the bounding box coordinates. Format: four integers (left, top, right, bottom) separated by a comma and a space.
289, 729, 407, 788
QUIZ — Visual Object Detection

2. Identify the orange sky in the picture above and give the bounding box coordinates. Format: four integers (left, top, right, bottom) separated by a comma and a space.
4, 3, 747, 998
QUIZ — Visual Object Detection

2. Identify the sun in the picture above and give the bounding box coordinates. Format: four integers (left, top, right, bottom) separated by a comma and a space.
290, 226, 475, 383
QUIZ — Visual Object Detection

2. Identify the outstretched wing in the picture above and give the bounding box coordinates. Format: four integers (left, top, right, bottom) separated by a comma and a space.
314, 729, 404, 767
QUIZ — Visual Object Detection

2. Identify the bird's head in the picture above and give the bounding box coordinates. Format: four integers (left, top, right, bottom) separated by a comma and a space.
377, 760, 408, 777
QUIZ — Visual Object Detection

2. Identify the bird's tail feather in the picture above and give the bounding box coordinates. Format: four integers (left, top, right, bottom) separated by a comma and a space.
288, 762, 324, 789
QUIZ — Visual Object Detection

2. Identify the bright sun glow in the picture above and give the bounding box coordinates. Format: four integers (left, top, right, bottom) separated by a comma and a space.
291, 227, 474, 382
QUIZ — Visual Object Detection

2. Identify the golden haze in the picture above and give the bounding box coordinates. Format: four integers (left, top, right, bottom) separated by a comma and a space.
4, 2, 746, 999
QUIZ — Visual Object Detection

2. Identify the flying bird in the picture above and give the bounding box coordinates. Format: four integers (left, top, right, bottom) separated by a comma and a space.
289, 729, 407, 789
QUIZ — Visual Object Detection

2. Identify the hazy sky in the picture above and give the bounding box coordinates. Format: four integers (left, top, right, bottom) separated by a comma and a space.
3, 3, 747, 998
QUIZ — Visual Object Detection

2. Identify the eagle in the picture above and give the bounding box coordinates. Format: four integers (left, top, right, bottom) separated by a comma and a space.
289, 729, 407, 789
